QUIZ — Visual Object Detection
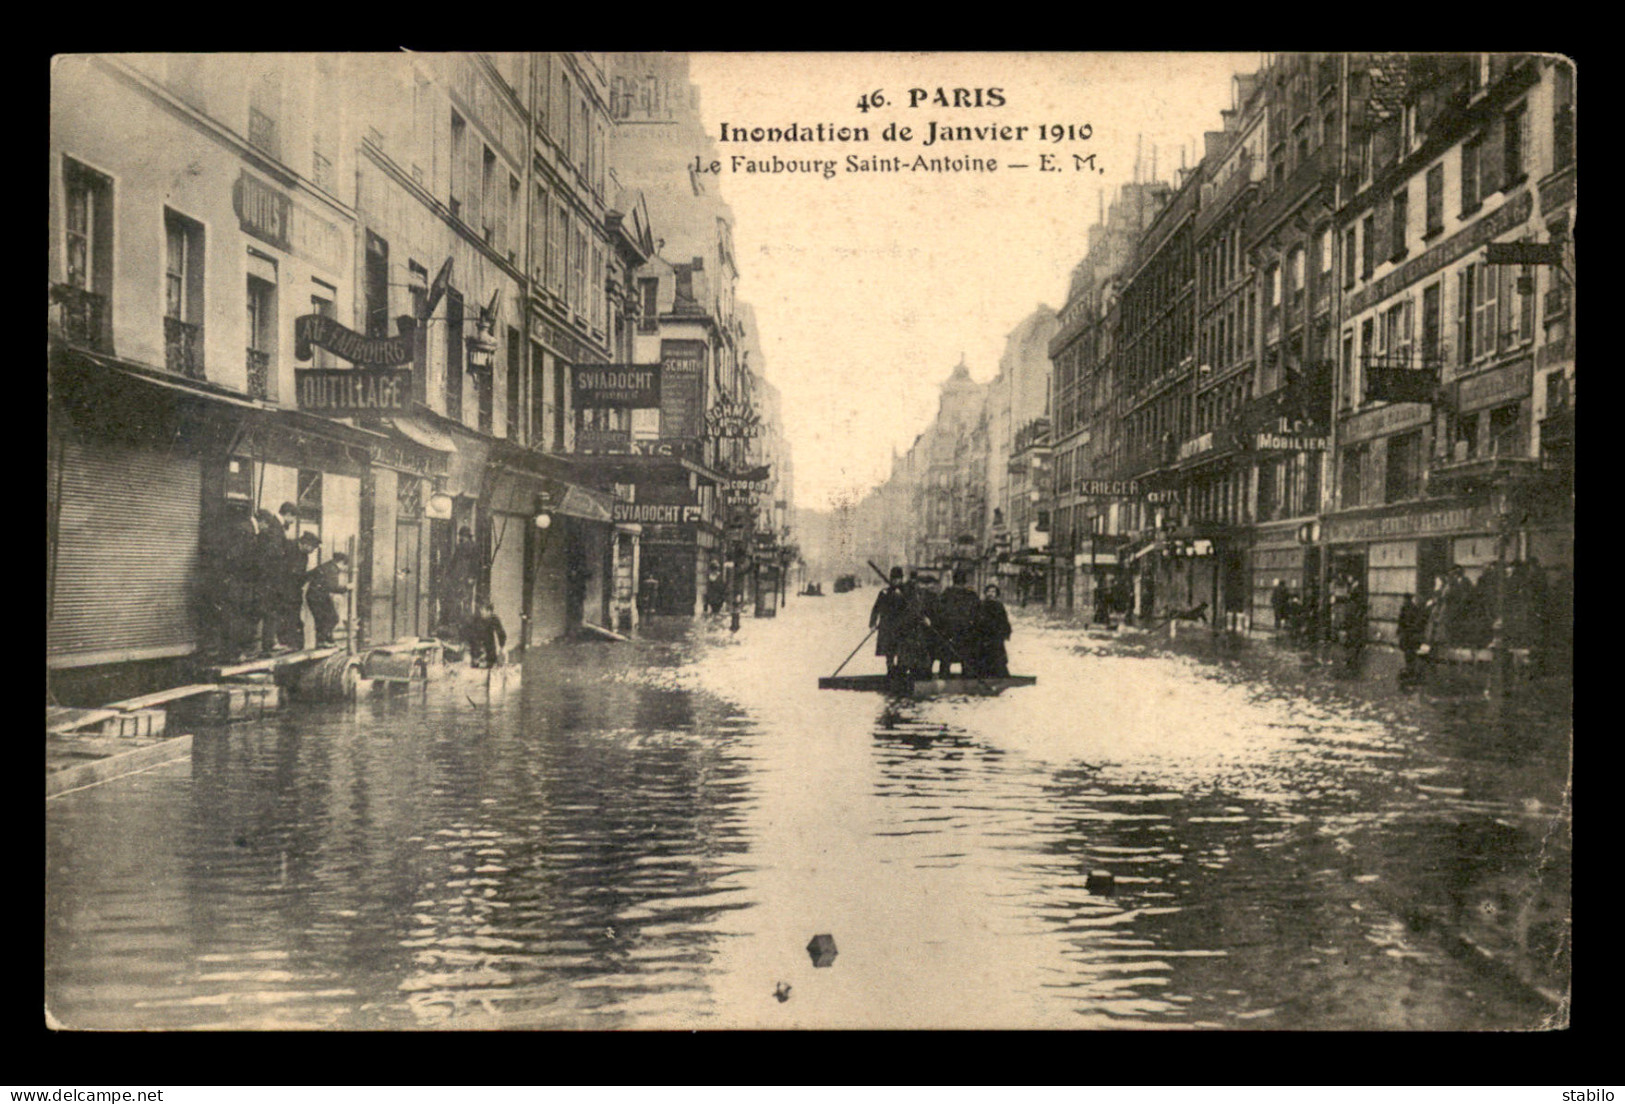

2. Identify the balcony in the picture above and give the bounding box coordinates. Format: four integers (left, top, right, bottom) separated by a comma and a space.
164, 317, 204, 380
1427, 448, 1552, 496
49, 283, 109, 351
246, 348, 272, 401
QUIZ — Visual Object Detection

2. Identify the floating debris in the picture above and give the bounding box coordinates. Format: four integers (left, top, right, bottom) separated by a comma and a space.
1086, 870, 1115, 895
773, 981, 792, 1002
807, 933, 838, 967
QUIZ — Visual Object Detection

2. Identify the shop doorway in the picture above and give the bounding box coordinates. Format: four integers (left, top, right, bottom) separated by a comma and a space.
392, 521, 421, 640
1418, 537, 1451, 602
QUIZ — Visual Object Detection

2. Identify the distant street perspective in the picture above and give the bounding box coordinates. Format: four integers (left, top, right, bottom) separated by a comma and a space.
48, 51, 1572, 1031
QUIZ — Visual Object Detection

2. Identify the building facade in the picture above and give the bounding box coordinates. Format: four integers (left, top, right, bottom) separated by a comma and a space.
49, 51, 793, 702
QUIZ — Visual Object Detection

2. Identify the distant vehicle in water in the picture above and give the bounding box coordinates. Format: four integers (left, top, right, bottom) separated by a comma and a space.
833, 574, 859, 593
800, 582, 825, 596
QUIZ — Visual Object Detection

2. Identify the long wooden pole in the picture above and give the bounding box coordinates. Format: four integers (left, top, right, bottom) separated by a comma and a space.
830, 626, 877, 678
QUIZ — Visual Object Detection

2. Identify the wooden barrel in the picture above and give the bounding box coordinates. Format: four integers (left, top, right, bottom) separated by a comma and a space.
296, 653, 362, 700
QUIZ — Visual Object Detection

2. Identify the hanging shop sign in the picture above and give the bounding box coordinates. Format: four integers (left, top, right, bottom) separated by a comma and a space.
613, 503, 703, 525
294, 368, 413, 413
704, 397, 764, 439
572, 364, 661, 408
294, 313, 414, 367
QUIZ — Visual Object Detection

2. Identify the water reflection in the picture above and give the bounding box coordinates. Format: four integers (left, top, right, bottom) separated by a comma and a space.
45, 592, 1568, 1029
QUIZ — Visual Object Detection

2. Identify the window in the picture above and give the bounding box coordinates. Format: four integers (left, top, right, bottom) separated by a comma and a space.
1340, 443, 1366, 508
58, 159, 113, 348
1451, 410, 1479, 461
248, 70, 281, 159
1455, 265, 1474, 368
1389, 189, 1408, 261
506, 326, 522, 440
481, 146, 497, 244
1488, 403, 1522, 457
1268, 264, 1281, 308
1503, 101, 1526, 185
1414, 166, 1442, 244
508, 175, 521, 263
1553, 62, 1575, 170
1288, 247, 1305, 308
577, 97, 590, 172
476, 359, 493, 434
1343, 225, 1357, 288
639, 276, 658, 331
310, 289, 338, 369
552, 355, 567, 449
163, 209, 204, 378
1421, 282, 1442, 365
559, 73, 572, 159
1383, 299, 1412, 368
591, 244, 604, 330
550, 202, 568, 296
364, 231, 390, 339
445, 288, 464, 420
1385, 430, 1424, 502
1361, 213, 1376, 279
572, 225, 588, 313
1341, 330, 1355, 409
1473, 259, 1498, 359
449, 112, 467, 216
530, 343, 547, 447
1318, 227, 1333, 275
246, 267, 276, 401
531, 184, 548, 282
1460, 137, 1482, 213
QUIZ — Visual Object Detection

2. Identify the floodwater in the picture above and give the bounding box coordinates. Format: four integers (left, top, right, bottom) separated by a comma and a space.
45, 589, 1570, 1030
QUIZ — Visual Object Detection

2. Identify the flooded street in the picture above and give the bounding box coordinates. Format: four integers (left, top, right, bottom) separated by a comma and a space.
45, 591, 1569, 1030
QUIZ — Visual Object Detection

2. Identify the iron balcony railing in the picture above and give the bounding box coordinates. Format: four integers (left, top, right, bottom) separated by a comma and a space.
246, 348, 272, 400
165, 316, 204, 380
50, 283, 109, 351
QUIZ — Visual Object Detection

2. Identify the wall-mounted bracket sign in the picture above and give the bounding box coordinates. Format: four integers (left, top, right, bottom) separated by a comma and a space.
573, 365, 661, 408
704, 398, 763, 439
294, 313, 415, 366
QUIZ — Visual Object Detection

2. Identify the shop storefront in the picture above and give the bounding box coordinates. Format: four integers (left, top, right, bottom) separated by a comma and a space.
1319, 497, 1563, 645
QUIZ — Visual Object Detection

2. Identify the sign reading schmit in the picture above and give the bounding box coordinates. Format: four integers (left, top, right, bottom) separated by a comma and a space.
573, 365, 661, 407
296, 369, 413, 413
612, 503, 702, 524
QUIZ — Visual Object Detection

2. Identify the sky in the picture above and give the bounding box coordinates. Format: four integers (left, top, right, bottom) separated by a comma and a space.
685, 52, 1262, 512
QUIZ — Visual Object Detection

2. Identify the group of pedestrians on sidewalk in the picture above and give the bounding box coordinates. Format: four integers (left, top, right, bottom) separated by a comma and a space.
1266, 558, 1572, 686
869, 567, 1013, 680
208, 502, 349, 663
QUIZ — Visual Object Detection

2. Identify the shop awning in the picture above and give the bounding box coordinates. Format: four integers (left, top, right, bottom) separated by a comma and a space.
386, 417, 459, 453
555, 483, 616, 523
